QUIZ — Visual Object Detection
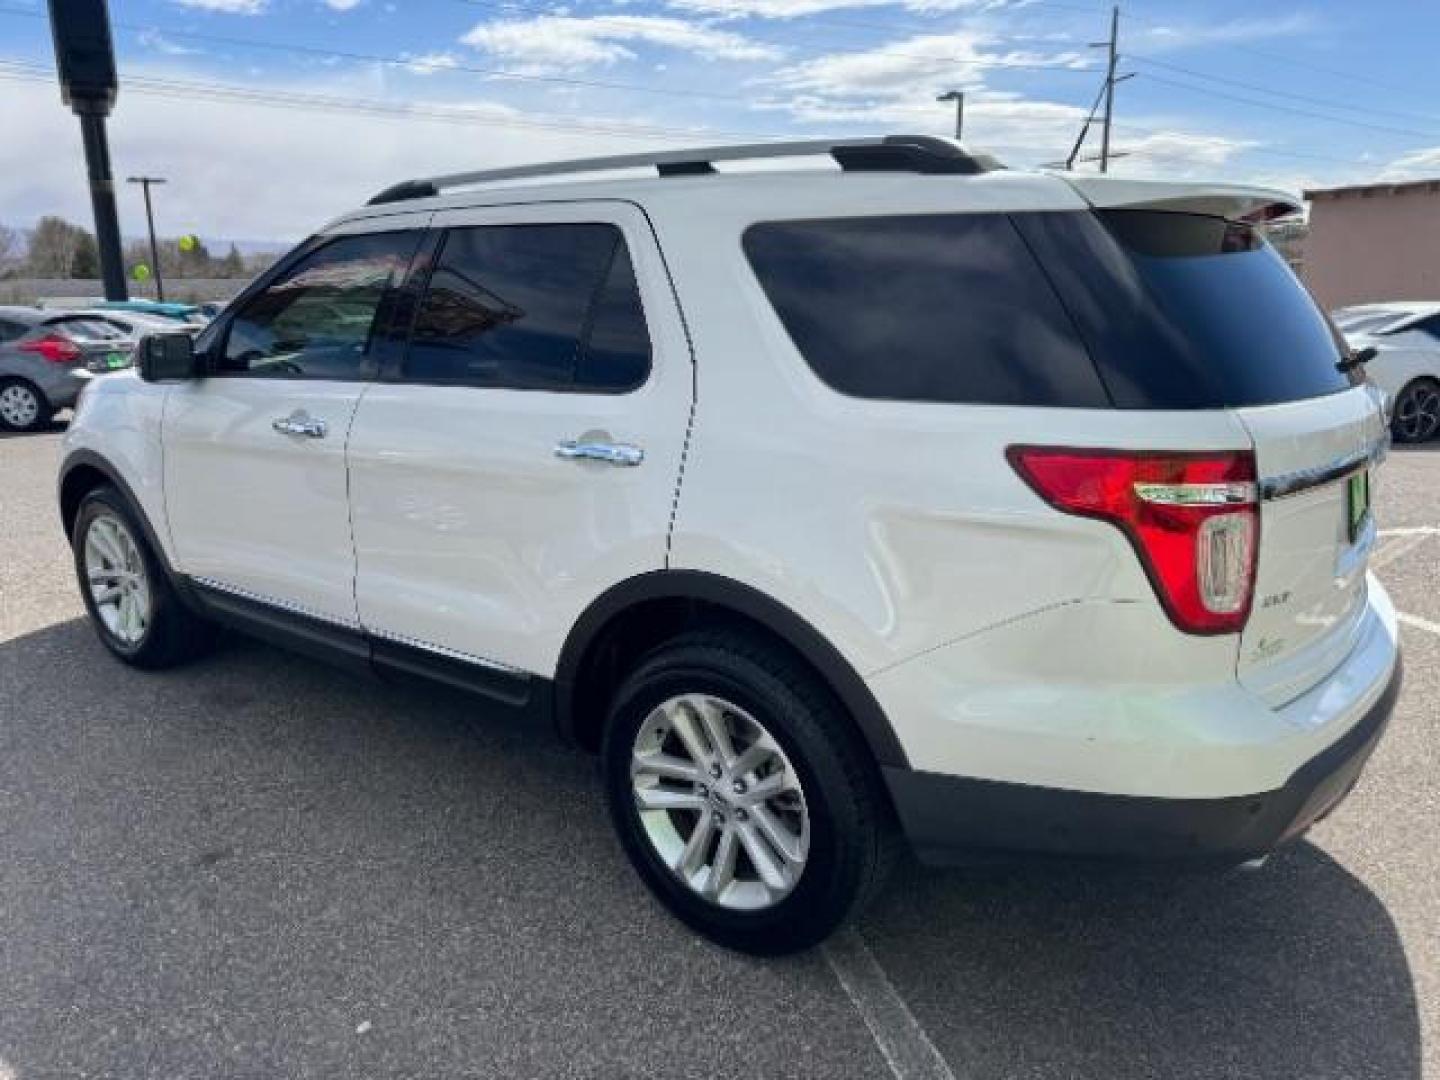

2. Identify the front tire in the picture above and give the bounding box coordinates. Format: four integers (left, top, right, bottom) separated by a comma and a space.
0, 378, 50, 432
1390, 377, 1440, 443
602, 630, 894, 955
72, 486, 215, 669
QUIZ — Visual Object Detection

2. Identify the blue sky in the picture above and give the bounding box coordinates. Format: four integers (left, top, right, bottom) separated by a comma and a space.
3, 0, 1440, 242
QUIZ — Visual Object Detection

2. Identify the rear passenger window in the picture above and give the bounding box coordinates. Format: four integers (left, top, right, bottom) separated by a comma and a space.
404, 223, 651, 393
742, 214, 1108, 408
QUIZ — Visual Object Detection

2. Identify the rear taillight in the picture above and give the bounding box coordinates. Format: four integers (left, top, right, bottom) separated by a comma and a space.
1008, 447, 1259, 635
18, 334, 82, 363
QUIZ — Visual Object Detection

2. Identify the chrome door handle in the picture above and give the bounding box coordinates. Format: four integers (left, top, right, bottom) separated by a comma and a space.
554, 439, 644, 467
272, 412, 327, 438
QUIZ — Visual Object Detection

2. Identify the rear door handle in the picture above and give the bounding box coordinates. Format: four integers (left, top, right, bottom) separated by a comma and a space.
272, 411, 327, 438
554, 439, 644, 467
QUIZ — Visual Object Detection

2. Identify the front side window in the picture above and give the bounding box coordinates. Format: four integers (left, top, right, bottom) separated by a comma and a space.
404, 223, 651, 393
219, 231, 420, 379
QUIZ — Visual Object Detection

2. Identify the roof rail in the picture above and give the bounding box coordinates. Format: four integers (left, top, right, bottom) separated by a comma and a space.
366, 135, 1001, 206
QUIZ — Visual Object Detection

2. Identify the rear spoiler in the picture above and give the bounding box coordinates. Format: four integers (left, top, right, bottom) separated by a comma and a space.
1060, 177, 1301, 223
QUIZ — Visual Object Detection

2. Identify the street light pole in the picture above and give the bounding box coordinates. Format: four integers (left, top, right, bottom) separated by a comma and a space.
127, 175, 166, 301
936, 90, 964, 141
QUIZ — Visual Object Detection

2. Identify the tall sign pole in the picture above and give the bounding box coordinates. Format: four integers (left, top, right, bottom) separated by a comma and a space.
47, 0, 127, 300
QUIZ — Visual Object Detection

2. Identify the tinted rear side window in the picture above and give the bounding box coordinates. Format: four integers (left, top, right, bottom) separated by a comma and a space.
1013, 210, 1353, 409
743, 214, 1109, 408
404, 223, 650, 393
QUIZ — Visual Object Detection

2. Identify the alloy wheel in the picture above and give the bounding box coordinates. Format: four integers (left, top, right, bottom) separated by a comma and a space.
630, 694, 810, 911
0, 383, 41, 429
84, 514, 151, 646
1394, 382, 1440, 442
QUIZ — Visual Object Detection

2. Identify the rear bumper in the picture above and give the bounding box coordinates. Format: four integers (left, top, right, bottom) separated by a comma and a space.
885, 653, 1401, 866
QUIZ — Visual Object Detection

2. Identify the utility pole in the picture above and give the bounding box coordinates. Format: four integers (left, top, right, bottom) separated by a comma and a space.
1099, 4, 1119, 172
936, 90, 965, 141
128, 176, 166, 301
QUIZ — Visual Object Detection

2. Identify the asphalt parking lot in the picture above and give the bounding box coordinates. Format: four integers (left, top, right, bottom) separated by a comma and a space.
1, 426, 1436, 1080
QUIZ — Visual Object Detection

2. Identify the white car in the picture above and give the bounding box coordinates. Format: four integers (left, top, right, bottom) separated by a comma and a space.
58, 137, 1402, 954
1333, 302, 1440, 443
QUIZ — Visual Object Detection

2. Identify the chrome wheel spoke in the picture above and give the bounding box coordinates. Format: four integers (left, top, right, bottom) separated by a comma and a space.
668, 703, 713, 768
634, 786, 705, 812
676, 811, 716, 877
695, 697, 737, 766
632, 749, 701, 784
751, 803, 806, 864
705, 827, 739, 900
736, 820, 790, 892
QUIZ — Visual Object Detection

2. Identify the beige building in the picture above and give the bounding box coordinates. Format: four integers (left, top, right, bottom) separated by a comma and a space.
1303, 178, 1440, 310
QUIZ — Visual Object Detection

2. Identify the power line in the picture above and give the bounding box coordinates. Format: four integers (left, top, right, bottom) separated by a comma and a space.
1130, 54, 1440, 127
0, 59, 781, 141
1138, 70, 1440, 141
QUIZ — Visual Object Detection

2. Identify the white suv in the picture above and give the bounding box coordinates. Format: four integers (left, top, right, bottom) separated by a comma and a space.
59, 136, 1402, 954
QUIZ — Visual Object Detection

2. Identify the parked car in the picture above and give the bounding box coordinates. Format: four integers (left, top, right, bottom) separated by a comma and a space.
58, 136, 1401, 953
80, 309, 203, 340
1332, 301, 1440, 443
0, 307, 135, 431
94, 299, 208, 326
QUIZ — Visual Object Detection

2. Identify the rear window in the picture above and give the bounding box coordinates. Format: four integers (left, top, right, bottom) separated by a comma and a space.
1013, 210, 1354, 409
44, 316, 127, 341
742, 214, 1109, 408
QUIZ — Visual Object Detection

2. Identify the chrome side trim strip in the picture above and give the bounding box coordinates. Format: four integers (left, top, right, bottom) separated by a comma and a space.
1259, 442, 1386, 502
191, 577, 529, 677
368, 627, 527, 676
191, 576, 360, 630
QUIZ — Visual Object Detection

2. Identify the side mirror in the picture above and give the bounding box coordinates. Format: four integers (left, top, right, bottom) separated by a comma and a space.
137, 332, 199, 382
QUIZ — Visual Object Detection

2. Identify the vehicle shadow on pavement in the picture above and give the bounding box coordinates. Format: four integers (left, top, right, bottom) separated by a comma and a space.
0, 619, 889, 1079
860, 844, 1421, 1079
0, 617, 1421, 1079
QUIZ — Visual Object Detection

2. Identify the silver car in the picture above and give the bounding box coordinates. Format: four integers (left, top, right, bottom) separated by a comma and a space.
0, 307, 135, 432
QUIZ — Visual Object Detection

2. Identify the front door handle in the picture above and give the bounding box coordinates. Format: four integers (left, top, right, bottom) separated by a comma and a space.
554, 439, 644, 467
272, 411, 327, 439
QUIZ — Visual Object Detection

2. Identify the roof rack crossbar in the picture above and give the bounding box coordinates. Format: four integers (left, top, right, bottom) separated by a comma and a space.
367, 135, 999, 205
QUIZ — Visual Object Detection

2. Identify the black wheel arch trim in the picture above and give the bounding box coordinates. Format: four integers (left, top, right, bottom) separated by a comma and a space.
58, 449, 185, 588
553, 569, 910, 769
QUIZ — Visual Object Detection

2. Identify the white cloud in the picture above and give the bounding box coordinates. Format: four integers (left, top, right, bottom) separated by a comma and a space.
1132, 13, 1317, 51
0, 68, 700, 243
461, 14, 782, 72
666, 0, 983, 18
137, 28, 202, 56
1377, 146, 1440, 181
171, 0, 267, 13
323, 0, 363, 9
766, 32, 1087, 101
402, 51, 460, 75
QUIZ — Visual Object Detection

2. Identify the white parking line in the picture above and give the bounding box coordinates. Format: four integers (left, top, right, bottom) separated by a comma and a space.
1379, 526, 1440, 537
1372, 533, 1435, 570
1398, 612, 1440, 637
823, 928, 958, 1080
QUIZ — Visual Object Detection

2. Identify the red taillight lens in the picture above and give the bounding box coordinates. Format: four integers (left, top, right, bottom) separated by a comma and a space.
1008, 447, 1259, 635
18, 333, 82, 363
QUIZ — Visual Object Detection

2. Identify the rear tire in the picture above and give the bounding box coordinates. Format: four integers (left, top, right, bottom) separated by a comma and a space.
72, 485, 216, 669
602, 629, 895, 955
0, 378, 49, 433
1390, 377, 1440, 444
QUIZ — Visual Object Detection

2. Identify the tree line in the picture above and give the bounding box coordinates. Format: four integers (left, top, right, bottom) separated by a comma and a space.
0, 216, 274, 280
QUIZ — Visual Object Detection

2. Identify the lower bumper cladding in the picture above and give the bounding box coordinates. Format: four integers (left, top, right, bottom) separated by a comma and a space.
884, 656, 1403, 867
